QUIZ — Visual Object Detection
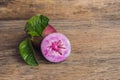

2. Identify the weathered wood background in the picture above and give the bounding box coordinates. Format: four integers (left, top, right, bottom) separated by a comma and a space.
0, 0, 120, 20
0, 0, 120, 80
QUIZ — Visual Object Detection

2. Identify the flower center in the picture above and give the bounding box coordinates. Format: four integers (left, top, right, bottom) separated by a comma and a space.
48, 40, 65, 55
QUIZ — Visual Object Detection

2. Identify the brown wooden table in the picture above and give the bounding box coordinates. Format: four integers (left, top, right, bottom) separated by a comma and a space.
0, 0, 120, 80
0, 20, 120, 80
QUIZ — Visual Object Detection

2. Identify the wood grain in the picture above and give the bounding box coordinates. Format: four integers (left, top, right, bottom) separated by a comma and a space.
0, 0, 120, 20
0, 0, 120, 80
0, 19, 120, 80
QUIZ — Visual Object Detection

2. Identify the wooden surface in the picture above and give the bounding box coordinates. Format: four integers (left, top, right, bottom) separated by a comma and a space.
0, 20, 120, 80
0, 0, 120, 20
0, 0, 120, 80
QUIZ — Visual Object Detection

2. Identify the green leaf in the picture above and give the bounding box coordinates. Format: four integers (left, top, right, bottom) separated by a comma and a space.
19, 38, 38, 66
25, 15, 49, 37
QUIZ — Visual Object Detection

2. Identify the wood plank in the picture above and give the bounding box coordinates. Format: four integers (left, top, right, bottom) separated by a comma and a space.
0, 20, 120, 80
0, 0, 120, 20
